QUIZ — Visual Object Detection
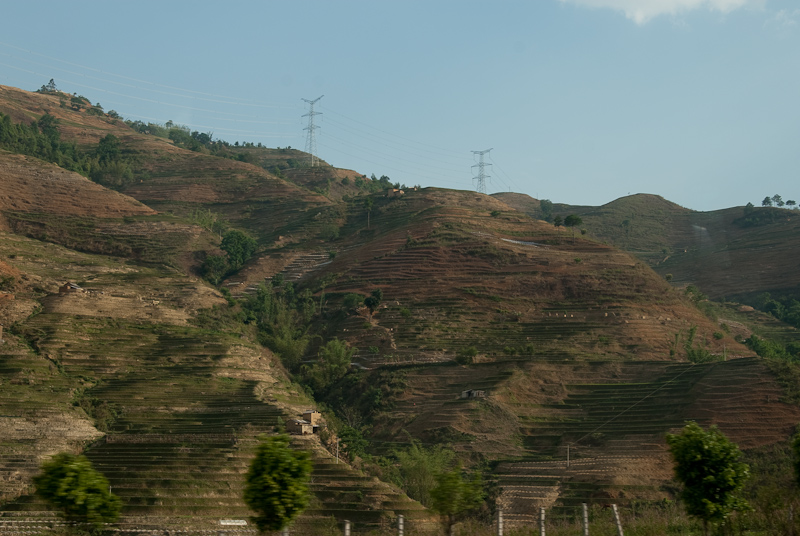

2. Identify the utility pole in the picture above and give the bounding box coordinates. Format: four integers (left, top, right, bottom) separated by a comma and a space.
611, 504, 624, 536
302, 95, 324, 167
539, 507, 546, 536
582, 503, 589, 536
471, 148, 492, 194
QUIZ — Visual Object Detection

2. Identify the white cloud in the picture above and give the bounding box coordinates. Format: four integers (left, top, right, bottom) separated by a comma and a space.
764, 9, 800, 30
559, 0, 764, 25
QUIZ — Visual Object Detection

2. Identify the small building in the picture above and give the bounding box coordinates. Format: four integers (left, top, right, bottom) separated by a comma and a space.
386, 188, 404, 198
303, 410, 322, 426
286, 419, 313, 435
461, 389, 486, 399
59, 282, 84, 294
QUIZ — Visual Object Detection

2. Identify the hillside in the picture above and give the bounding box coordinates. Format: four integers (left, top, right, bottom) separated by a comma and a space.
495, 192, 800, 301
2, 84, 800, 532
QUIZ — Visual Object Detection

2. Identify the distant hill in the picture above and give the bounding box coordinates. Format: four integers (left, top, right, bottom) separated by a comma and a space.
495, 192, 800, 301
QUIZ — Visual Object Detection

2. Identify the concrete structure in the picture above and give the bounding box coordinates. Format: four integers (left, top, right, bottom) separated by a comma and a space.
286, 419, 313, 435
303, 410, 322, 426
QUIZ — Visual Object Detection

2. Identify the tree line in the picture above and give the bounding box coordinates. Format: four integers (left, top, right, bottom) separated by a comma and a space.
0, 112, 135, 189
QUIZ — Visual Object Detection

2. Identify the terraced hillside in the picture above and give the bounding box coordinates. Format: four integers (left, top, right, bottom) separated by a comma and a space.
495, 192, 800, 300
306, 188, 744, 365
0, 234, 434, 533
4, 83, 800, 530
366, 357, 800, 528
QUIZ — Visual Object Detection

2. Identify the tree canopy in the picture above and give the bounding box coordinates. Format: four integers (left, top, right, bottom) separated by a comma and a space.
430, 464, 485, 535
220, 229, 257, 271
302, 338, 354, 394
392, 440, 455, 507
33, 453, 122, 528
564, 214, 583, 243
666, 422, 750, 535
243, 434, 312, 533
364, 288, 383, 319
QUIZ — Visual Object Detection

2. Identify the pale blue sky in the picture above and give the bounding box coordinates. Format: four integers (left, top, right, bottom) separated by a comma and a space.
1, 0, 798, 211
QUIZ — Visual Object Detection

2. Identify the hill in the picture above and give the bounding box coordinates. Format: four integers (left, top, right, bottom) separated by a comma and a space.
495, 192, 800, 302
2, 84, 800, 532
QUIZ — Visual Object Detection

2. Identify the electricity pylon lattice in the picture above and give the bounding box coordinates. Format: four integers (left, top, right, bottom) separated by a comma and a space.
472, 148, 492, 194
302, 95, 324, 167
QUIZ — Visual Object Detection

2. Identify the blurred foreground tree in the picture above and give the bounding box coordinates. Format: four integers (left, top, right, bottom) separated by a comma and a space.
244, 435, 312, 533
34, 453, 121, 528
430, 464, 484, 536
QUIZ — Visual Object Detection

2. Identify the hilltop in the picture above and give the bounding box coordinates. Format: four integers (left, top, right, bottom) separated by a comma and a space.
2, 84, 800, 532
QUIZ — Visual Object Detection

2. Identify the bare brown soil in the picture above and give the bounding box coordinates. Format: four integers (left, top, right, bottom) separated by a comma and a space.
0, 153, 155, 218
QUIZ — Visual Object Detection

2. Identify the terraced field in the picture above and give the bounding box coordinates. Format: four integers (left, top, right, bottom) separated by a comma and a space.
310, 191, 741, 365
0, 236, 434, 534
4, 85, 800, 533
493, 357, 800, 527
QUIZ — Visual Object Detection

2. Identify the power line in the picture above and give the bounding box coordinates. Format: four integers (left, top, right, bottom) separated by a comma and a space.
488, 153, 522, 193
317, 140, 468, 187
0, 42, 500, 191
573, 363, 700, 446
321, 114, 467, 168
321, 104, 465, 158
0, 41, 296, 109
321, 130, 466, 176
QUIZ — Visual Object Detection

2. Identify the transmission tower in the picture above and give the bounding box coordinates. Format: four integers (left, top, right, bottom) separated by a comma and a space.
302, 95, 324, 167
471, 148, 492, 194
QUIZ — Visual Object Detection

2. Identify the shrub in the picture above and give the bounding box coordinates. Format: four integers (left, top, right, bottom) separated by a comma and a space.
456, 346, 478, 365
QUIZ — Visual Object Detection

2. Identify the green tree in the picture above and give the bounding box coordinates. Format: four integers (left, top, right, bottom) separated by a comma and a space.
96, 134, 121, 164
553, 215, 563, 228
363, 196, 374, 229
201, 254, 229, 285
430, 464, 485, 535
302, 338, 354, 394
37, 113, 60, 142
243, 435, 312, 533
564, 214, 583, 243
666, 422, 750, 535
773, 194, 785, 207
221, 229, 257, 270
37, 78, 58, 93
364, 288, 382, 320
539, 199, 553, 221
393, 440, 455, 506
338, 425, 369, 460
33, 453, 122, 528
762, 196, 774, 207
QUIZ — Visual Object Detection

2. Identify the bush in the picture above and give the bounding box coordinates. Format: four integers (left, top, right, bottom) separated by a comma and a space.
342, 293, 364, 311
456, 346, 478, 365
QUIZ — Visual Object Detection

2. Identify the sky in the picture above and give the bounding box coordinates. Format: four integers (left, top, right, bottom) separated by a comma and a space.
1, 0, 799, 212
